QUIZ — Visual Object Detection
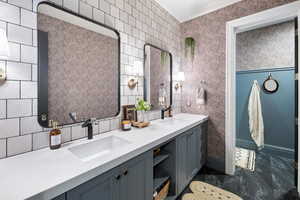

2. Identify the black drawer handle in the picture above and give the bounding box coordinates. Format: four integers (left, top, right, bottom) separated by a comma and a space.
115, 174, 121, 180
123, 170, 128, 176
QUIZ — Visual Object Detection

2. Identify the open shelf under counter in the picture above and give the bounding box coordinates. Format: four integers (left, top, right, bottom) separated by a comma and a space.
153, 152, 170, 167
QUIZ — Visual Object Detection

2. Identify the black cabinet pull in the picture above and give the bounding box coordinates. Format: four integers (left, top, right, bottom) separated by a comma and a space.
123, 170, 128, 176
115, 174, 121, 180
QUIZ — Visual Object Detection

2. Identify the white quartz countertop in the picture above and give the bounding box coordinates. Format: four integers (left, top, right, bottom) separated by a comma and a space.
0, 113, 208, 200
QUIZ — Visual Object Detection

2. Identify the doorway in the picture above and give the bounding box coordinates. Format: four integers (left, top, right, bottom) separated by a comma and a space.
234, 21, 295, 195
225, 1, 300, 192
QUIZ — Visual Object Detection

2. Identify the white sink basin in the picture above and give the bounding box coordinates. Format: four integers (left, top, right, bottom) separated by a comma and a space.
158, 118, 182, 124
68, 136, 131, 162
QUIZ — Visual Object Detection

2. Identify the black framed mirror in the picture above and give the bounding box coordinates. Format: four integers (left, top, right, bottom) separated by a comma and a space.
37, 2, 120, 127
144, 44, 173, 110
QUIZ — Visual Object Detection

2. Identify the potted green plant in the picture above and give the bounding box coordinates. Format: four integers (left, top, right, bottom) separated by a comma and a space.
135, 99, 151, 123
185, 37, 196, 62
161, 51, 168, 66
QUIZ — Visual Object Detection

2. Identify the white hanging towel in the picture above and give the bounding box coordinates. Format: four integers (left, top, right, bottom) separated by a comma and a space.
248, 80, 264, 150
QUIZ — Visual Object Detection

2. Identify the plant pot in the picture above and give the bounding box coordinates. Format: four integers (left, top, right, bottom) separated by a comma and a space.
137, 110, 149, 123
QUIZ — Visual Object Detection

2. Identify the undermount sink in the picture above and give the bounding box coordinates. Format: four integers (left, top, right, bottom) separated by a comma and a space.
158, 118, 181, 124
68, 136, 131, 162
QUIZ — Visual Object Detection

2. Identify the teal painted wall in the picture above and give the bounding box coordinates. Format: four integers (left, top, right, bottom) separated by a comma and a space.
236, 68, 295, 154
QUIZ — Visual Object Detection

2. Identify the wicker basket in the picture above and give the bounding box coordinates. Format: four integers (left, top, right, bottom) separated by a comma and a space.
154, 181, 170, 200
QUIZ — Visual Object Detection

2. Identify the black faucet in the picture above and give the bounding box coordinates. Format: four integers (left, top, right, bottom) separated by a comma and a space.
82, 118, 95, 140
161, 106, 172, 120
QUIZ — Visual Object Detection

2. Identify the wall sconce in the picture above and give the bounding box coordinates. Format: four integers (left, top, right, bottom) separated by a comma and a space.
0, 29, 9, 82
128, 77, 138, 89
174, 72, 185, 90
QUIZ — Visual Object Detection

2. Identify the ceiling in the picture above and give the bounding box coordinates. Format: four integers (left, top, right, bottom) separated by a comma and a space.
155, 0, 242, 22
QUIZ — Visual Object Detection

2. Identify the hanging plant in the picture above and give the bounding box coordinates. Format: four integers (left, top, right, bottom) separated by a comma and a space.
161, 51, 168, 66
185, 37, 196, 62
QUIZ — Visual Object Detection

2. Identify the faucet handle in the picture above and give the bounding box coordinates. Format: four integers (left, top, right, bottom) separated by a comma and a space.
82, 118, 96, 128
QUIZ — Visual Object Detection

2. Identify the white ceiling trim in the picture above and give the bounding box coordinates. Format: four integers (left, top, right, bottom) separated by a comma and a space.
156, 0, 242, 23
184, 0, 242, 22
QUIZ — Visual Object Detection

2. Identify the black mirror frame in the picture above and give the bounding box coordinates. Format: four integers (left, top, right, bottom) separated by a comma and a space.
143, 43, 173, 109
37, 2, 121, 128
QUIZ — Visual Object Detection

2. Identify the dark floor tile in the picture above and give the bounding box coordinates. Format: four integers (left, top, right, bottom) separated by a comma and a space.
277, 188, 300, 200
177, 152, 299, 200
270, 155, 295, 199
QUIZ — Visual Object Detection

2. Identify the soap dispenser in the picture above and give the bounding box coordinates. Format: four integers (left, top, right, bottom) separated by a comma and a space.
49, 120, 62, 150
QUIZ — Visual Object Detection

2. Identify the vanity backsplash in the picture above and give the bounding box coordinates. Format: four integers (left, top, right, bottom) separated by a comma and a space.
0, 0, 182, 159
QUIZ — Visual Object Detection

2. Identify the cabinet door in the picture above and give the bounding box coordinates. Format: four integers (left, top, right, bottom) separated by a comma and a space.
52, 194, 65, 200
187, 128, 200, 179
200, 122, 208, 168
120, 151, 153, 200
193, 125, 203, 171
66, 170, 118, 200
176, 132, 188, 193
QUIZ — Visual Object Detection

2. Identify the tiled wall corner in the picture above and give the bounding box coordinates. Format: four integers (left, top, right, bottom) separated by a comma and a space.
0, 0, 182, 159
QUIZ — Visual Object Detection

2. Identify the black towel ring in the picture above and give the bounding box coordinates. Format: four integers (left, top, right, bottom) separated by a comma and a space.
263, 73, 279, 93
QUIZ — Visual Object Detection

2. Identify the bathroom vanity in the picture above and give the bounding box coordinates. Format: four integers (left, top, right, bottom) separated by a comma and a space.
0, 114, 208, 200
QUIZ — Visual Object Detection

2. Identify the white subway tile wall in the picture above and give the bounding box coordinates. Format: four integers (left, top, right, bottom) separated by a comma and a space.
7, 134, 32, 156
71, 125, 87, 140
7, 99, 32, 118
7, 23, 33, 45
0, 100, 6, 119
0, 81, 20, 99
6, 62, 32, 80
32, 131, 49, 150
7, 42, 20, 61
0, 0, 181, 159
0, 139, 6, 158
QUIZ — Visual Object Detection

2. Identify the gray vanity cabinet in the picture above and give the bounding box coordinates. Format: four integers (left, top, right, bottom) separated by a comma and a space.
66, 169, 118, 200
187, 127, 201, 178
118, 151, 153, 200
65, 151, 152, 200
52, 194, 66, 200
176, 130, 189, 193
51, 122, 207, 200
199, 122, 208, 168
176, 124, 205, 193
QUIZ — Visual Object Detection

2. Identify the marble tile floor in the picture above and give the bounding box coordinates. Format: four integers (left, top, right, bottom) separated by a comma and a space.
178, 152, 299, 200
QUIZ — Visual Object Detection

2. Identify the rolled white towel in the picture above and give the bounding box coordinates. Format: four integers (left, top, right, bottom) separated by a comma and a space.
196, 87, 206, 105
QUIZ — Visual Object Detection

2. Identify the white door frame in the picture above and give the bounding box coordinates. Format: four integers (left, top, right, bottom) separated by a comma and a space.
225, 0, 300, 191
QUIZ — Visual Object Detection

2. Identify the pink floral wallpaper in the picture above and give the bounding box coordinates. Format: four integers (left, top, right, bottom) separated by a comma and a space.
38, 14, 119, 125
180, 0, 296, 169
237, 21, 294, 71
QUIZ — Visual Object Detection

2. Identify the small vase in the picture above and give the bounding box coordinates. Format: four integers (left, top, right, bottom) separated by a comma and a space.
138, 110, 149, 123
143, 111, 149, 123
137, 110, 144, 122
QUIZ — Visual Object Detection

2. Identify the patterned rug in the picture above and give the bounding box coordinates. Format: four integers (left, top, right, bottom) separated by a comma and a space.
235, 147, 256, 171
182, 181, 243, 200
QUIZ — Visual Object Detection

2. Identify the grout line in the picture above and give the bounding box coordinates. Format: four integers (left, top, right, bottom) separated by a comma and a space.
5, 138, 8, 157
19, 80, 21, 98
18, 117, 21, 136
19, 7, 21, 25
31, 132, 33, 151
5, 99, 7, 119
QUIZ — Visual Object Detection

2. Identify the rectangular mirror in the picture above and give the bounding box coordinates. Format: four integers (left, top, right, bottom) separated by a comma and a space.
37, 2, 120, 127
144, 44, 172, 110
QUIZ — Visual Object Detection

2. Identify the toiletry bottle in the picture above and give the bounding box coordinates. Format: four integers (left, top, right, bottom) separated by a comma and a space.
121, 120, 132, 131
49, 121, 62, 150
